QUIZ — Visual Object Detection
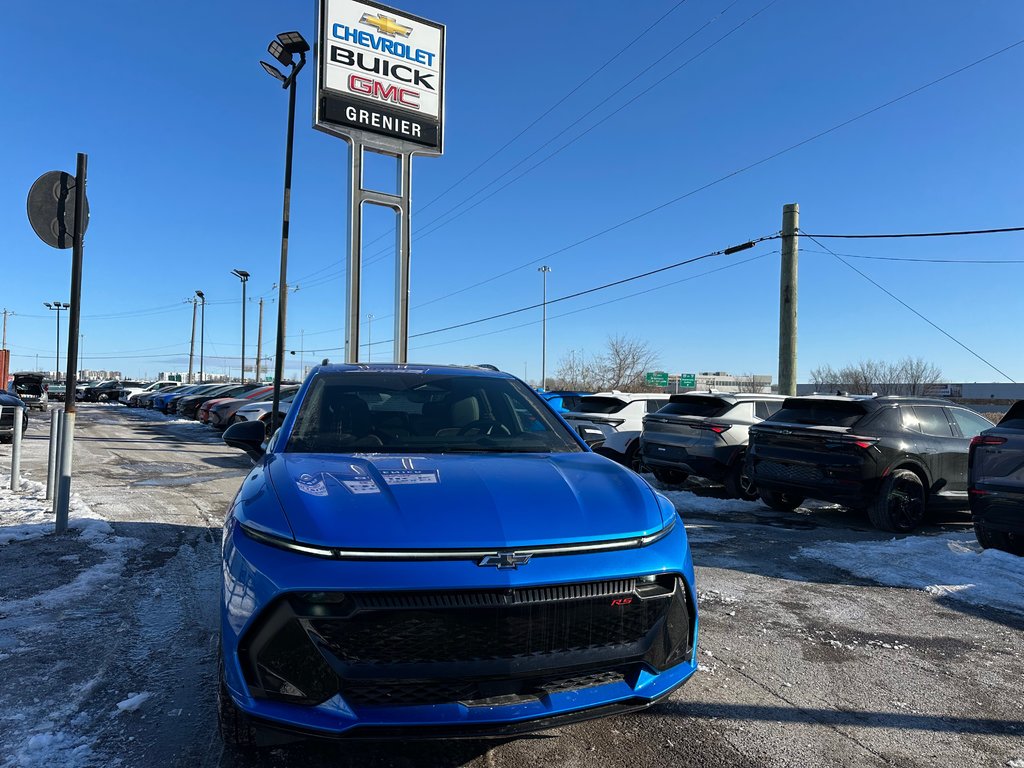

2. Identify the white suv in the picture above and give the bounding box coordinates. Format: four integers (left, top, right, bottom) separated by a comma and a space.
562, 391, 672, 471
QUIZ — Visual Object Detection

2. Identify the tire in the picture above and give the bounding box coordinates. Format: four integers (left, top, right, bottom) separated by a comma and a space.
625, 440, 644, 474
760, 489, 804, 512
868, 469, 926, 533
974, 523, 1024, 555
218, 657, 260, 748
723, 459, 759, 501
652, 467, 688, 486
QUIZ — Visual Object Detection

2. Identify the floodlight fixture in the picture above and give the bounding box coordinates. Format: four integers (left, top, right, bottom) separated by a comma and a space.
276, 31, 310, 55
232, 269, 251, 281
260, 60, 286, 83
268, 40, 293, 68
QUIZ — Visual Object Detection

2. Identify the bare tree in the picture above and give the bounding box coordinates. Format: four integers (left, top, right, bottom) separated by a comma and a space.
598, 334, 659, 392
550, 336, 659, 392
808, 357, 942, 396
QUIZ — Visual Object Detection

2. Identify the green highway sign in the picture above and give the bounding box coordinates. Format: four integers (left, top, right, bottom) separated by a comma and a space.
645, 371, 669, 387
678, 373, 696, 388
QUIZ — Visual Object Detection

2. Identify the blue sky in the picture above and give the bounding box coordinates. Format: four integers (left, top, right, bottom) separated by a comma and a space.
1, 0, 1023, 383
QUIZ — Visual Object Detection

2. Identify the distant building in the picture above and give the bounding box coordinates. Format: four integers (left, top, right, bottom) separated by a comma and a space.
797, 381, 1024, 403
657, 371, 773, 394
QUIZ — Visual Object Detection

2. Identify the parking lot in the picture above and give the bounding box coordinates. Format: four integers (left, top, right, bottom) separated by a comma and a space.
1, 404, 1022, 767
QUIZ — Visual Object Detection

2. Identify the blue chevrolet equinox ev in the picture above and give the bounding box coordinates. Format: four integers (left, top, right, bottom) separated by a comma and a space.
218, 364, 698, 745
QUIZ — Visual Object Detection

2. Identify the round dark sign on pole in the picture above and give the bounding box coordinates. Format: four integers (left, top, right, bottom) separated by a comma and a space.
27, 171, 89, 250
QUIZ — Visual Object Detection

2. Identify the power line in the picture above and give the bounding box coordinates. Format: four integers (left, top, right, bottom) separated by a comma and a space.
801, 247, 1024, 264
402, 33, 1024, 312
803, 234, 1016, 383
803, 226, 1024, 239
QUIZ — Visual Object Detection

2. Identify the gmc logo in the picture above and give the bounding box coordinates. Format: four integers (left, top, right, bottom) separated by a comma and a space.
610, 598, 633, 606
349, 75, 420, 109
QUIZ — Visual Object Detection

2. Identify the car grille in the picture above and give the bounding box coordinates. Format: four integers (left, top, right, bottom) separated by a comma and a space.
756, 460, 823, 484
240, 577, 693, 708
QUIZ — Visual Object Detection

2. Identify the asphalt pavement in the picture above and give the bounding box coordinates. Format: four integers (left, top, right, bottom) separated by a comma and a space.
0, 405, 1020, 768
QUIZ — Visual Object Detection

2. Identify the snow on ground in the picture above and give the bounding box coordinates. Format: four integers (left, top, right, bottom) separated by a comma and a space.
0, 470, 141, 767
801, 533, 1024, 617
115, 692, 152, 713
659, 488, 766, 516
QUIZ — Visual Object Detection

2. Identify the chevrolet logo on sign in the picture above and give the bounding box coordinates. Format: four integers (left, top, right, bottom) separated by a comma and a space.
478, 552, 532, 569
360, 12, 412, 37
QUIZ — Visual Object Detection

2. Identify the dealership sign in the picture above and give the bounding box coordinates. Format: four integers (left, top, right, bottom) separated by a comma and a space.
316, 0, 445, 152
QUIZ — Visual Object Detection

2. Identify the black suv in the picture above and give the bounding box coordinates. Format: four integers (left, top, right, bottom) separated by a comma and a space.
746, 395, 993, 532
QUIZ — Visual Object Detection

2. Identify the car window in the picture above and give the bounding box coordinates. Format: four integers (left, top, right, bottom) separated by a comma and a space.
658, 396, 730, 418
948, 408, 993, 438
645, 399, 666, 413
573, 396, 627, 414
909, 406, 954, 437
287, 373, 582, 454
769, 399, 867, 428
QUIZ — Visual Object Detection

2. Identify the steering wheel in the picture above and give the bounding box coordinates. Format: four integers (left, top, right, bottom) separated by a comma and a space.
457, 419, 510, 436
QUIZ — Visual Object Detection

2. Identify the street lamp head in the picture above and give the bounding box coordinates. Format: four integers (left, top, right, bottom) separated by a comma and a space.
538, 265, 552, 273
276, 31, 310, 55
260, 60, 286, 83
43, 302, 52, 309
195, 290, 205, 300
267, 40, 293, 68
61, 302, 71, 309
232, 269, 250, 281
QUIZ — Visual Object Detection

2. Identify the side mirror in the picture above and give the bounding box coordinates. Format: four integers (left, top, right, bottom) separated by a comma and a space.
224, 420, 267, 461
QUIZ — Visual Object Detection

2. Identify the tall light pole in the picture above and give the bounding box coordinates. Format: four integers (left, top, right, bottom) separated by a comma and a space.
195, 290, 206, 382
261, 30, 308, 432
43, 301, 71, 382
538, 266, 552, 389
232, 269, 250, 381
187, 297, 198, 383
366, 313, 374, 363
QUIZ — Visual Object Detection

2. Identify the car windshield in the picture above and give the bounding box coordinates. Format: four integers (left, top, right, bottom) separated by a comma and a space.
286, 372, 583, 454
769, 399, 868, 428
571, 396, 628, 415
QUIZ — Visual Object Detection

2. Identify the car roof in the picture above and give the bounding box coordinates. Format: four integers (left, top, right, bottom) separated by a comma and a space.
784, 394, 953, 408
669, 391, 785, 403
584, 391, 670, 401
313, 363, 517, 379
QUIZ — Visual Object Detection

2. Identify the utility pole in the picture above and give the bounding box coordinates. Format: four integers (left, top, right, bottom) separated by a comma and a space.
187, 298, 198, 384
255, 298, 264, 383
196, 290, 206, 383
1, 309, 12, 349
538, 266, 552, 389
778, 203, 799, 397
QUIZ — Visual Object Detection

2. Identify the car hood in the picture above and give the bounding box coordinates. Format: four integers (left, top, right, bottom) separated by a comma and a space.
264, 452, 666, 549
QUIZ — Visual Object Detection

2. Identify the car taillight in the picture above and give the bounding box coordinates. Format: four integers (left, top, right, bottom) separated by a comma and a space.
970, 435, 1007, 448
826, 436, 878, 450
693, 423, 731, 433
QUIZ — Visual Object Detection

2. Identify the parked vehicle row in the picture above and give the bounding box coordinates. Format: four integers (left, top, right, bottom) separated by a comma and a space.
124, 380, 301, 434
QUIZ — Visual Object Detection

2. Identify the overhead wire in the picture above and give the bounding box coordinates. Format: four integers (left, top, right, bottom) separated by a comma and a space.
801, 233, 1016, 383
801, 247, 1024, 264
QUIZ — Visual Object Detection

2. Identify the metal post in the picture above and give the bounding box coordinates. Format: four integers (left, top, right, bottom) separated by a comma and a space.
394, 152, 412, 364
187, 299, 197, 384
198, 292, 206, 383
778, 203, 799, 397
10, 406, 23, 491
345, 139, 364, 365
538, 266, 551, 388
272, 68, 298, 431
46, 409, 59, 500
55, 152, 87, 534
366, 314, 373, 364
255, 298, 264, 383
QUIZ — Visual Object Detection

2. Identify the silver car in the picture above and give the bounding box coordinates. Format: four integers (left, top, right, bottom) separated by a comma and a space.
640, 392, 786, 499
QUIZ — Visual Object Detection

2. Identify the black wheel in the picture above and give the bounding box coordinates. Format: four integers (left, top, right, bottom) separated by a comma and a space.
868, 469, 925, 533
760, 489, 804, 512
625, 440, 645, 473
974, 523, 1024, 555
218, 656, 260, 748
652, 467, 688, 486
723, 460, 759, 501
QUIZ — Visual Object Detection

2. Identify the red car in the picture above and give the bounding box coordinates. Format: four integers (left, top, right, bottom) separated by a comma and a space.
199, 386, 273, 424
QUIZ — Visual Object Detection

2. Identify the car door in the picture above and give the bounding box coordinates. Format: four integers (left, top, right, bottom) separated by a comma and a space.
946, 407, 995, 491
901, 405, 959, 492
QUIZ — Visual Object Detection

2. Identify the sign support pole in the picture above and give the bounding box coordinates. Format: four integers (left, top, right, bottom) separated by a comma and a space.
344, 140, 414, 365
55, 152, 87, 534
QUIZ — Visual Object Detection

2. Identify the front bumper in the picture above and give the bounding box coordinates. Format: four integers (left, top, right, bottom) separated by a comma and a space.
221, 519, 698, 737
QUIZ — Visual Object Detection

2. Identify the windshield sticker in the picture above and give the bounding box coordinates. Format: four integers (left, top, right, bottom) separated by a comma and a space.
380, 469, 439, 486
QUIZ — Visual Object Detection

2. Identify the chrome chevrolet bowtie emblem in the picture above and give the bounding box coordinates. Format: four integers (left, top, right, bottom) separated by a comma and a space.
478, 552, 531, 569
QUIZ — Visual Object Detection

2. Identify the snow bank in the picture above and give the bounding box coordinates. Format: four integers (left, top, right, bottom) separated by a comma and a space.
0, 480, 112, 546
801, 533, 1024, 617
5, 731, 92, 768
